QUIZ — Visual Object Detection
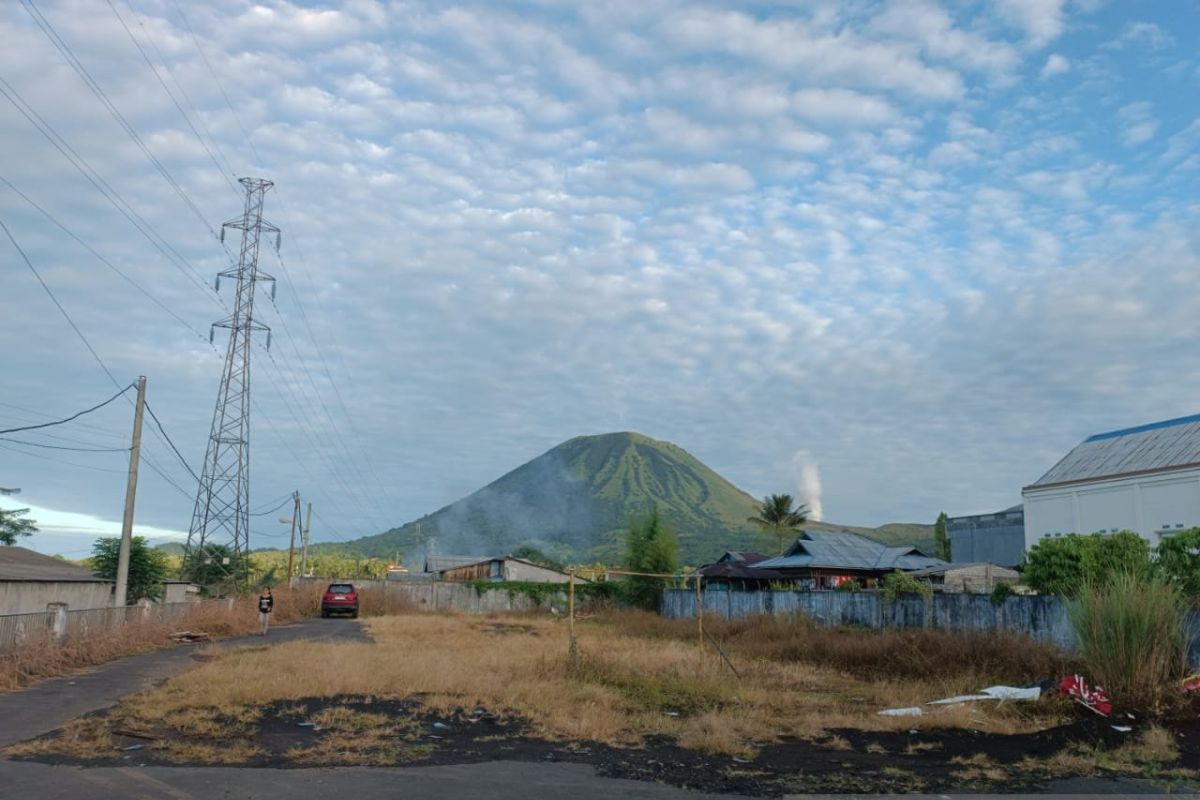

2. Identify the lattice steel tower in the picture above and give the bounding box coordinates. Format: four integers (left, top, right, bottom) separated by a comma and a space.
184, 177, 278, 592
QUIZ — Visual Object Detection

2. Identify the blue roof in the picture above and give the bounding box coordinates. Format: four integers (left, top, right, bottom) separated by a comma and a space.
754, 531, 945, 572
1029, 413, 1200, 488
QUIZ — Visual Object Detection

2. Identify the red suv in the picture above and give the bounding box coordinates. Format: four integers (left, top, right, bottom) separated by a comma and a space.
321, 583, 359, 618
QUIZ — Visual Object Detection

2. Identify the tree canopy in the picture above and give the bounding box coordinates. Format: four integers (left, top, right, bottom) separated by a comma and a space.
90, 535, 170, 602
1023, 530, 1154, 596
623, 506, 679, 610
747, 493, 808, 554
932, 511, 949, 560
0, 507, 37, 546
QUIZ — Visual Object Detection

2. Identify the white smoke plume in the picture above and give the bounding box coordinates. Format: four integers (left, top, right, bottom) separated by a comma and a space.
791, 450, 824, 522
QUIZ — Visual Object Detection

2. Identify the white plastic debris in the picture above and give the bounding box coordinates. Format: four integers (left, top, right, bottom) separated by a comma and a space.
1112, 726, 1133, 733
878, 706, 924, 717
927, 685, 1041, 706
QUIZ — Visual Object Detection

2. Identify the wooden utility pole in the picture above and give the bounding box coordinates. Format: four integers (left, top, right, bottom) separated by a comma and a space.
301, 501, 311, 579
695, 573, 704, 652
114, 376, 146, 607
286, 491, 300, 588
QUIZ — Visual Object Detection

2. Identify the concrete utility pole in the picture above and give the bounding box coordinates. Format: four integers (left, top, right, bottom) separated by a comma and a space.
301, 501, 311, 578
286, 491, 300, 588
115, 375, 147, 607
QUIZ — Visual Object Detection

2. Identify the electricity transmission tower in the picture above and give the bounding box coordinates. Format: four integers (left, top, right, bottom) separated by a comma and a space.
184, 177, 278, 592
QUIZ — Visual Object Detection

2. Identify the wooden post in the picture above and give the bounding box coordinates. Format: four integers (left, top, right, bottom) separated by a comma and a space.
695, 573, 704, 652
567, 569, 577, 666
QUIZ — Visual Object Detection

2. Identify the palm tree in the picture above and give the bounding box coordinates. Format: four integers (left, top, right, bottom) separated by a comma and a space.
748, 493, 809, 554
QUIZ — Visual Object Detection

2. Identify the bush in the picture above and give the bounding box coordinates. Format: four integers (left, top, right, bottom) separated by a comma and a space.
1067, 570, 1190, 713
880, 569, 931, 604
1024, 531, 1153, 596
990, 582, 1015, 606
834, 578, 862, 593
1156, 528, 1200, 598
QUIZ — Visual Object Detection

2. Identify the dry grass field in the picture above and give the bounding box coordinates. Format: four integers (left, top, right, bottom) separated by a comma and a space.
6, 609, 1196, 793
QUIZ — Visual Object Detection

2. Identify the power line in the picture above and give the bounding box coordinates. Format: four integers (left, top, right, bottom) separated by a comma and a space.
250, 496, 293, 517
142, 401, 201, 483
1, 216, 128, 389
0, 436, 129, 453
0, 385, 133, 438
0, 441, 128, 475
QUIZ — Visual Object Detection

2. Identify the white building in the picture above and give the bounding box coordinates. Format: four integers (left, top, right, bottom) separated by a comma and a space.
1023, 414, 1200, 550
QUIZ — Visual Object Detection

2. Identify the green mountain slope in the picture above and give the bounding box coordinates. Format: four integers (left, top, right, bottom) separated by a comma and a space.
348, 432, 934, 564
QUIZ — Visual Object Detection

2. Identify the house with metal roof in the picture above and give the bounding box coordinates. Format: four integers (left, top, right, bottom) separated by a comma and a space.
1022, 412, 1200, 550
0, 546, 113, 614
697, 551, 790, 590
752, 531, 946, 589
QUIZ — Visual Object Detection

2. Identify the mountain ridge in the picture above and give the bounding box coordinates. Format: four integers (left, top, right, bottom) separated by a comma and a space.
344, 432, 934, 563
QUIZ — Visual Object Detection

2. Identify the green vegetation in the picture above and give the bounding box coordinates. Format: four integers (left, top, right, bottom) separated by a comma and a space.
342, 432, 935, 563
0, 506, 37, 546
623, 507, 679, 610
1067, 570, 1191, 713
508, 545, 565, 571
990, 582, 1015, 606
933, 511, 949, 560
90, 536, 170, 601
1156, 528, 1200, 598
467, 579, 620, 605
880, 569, 933, 605
180, 544, 252, 595
747, 493, 808, 554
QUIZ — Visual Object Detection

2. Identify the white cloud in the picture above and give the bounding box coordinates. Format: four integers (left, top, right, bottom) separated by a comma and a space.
1118, 101, 1158, 146
1040, 53, 1070, 77
998, 0, 1067, 48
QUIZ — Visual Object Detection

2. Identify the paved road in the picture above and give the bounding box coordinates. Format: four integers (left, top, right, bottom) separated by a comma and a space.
0, 617, 368, 748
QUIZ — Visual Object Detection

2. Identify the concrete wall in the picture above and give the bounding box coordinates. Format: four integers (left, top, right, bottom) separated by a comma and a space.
948, 508, 1025, 567
0, 581, 114, 614
1023, 467, 1200, 550
662, 589, 1200, 665
298, 577, 568, 614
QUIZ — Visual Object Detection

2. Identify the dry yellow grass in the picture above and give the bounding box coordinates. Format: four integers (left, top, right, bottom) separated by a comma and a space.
0, 586, 322, 693
16, 611, 1066, 763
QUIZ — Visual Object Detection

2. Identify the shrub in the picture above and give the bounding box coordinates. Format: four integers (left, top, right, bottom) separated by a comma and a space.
990, 582, 1015, 606
1156, 528, 1200, 598
1067, 570, 1190, 713
834, 578, 862, 593
1024, 531, 1154, 596
880, 570, 931, 605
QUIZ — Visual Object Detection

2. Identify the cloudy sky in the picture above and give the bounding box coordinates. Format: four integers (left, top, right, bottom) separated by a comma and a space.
1, 0, 1197, 557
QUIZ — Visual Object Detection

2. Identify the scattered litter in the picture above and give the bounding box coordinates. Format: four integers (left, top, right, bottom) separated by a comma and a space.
927, 685, 1042, 706
428, 735, 444, 740
119, 744, 144, 752
1059, 674, 1112, 716
169, 631, 212, 644
664, 711, 681, 717
113, 729, 157, 741
1184, 674, 1200, 694
732, 757, 752, 764
878, 707, 923, 717
297, 722, 315, 728
1112, 726, 1133, 733
432, 722, 451, 730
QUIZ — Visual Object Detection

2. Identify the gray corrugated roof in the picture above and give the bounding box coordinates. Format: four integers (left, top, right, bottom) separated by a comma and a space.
1029, 413, 1200, 488
423, 554, 487, 573
0, 546, 109, 582
755, 531, 945, 572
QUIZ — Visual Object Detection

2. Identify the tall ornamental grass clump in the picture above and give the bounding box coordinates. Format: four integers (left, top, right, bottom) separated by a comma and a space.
1067, 570, 1191, 714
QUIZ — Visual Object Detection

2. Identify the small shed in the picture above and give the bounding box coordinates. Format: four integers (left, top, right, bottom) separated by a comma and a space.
0, 546, 113, 614
161, 580, 201, 604
423, 554, 487, 574
906, 563, 1019, 593
439, 557, 584, 584
698, 552, 789, 590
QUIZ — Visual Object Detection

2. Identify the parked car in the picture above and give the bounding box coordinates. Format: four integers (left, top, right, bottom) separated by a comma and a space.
321, 582, 359, 618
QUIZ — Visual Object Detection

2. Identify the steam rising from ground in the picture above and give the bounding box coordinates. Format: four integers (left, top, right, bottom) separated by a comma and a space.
792, 450, 824, 522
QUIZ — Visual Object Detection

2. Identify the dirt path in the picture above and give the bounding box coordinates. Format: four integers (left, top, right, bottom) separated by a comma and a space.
0, 617, 367, 748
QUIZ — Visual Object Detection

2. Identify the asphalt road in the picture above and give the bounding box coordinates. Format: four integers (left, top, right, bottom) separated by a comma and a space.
0, 616, 369, 748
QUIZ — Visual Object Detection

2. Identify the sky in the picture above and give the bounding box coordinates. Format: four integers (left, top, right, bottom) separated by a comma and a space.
0, 0, 1198, 558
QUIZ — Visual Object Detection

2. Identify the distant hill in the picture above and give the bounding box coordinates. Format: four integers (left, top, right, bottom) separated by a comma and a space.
151, 541, 186, 556
346, 432, 935, 564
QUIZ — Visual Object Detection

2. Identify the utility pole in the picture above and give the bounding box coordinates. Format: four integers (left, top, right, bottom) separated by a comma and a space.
184, 178, 278, 593
301, 501, 311, 578
286, 491, 300, 589
115, 376, 147, 607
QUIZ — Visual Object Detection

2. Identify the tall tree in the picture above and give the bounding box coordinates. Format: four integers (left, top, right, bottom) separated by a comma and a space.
91, 536, 170, 601
0, 507, 37, 546
933, 511, 949, 560
747, 494, 808, 554
624, 506, 679, 610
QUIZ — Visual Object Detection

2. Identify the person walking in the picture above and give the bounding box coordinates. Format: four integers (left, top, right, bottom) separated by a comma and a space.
257, 586, 274, 636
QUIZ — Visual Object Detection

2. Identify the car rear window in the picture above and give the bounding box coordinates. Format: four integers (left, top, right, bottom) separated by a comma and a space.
327, 584, 354, 593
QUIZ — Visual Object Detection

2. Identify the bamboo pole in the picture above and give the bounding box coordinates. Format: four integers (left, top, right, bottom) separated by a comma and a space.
695, 573, 704, 653
568, 569, 577, 665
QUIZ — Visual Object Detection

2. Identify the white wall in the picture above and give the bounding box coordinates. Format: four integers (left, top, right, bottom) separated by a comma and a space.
1023, 466, 1200, 550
